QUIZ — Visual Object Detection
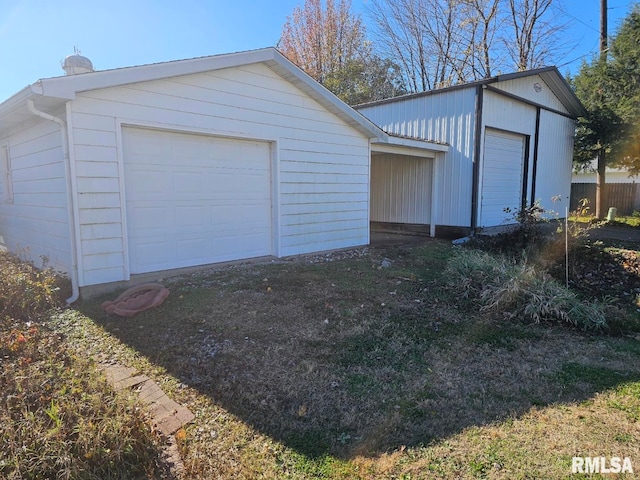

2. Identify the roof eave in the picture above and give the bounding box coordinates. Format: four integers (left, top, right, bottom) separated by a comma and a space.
4, 47, 383, 140
35, 48, 282, 100
357, 66, 587, 118
0, 85, 39, 117
372, 135, 449, 158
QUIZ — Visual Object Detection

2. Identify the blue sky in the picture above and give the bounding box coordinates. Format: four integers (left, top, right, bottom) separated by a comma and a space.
0, 0, 635, 101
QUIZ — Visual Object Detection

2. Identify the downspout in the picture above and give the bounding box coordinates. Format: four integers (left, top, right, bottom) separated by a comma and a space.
26, 99, 80, 304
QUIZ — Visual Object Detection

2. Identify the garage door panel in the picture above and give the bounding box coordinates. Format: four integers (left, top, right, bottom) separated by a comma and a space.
127, 169, 167, 196
128, 205, 168, 230
176, 238, 209, 260
132, 242, 170, 270
480, 129, 525, 227
173, 171, 206, 194
123, 127, 272, 274
175, 206, 207, 227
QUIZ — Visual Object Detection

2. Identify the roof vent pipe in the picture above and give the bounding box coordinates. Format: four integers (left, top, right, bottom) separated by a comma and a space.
62, 47, 94, 75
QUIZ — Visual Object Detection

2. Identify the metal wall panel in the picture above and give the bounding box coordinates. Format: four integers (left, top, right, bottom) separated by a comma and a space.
371, 153, 433, 224
492, 75, 569, 114
358, 88, 476, 227
535, 110, 575, 214
359, 74, 576, 228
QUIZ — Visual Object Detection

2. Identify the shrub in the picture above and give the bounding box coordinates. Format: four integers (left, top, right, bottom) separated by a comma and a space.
446, 248, 610, 331
0, 251, 67, 322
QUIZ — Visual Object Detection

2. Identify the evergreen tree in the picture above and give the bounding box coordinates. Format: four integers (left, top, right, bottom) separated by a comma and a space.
607, 6, 640, 173
574, 5, 640, 175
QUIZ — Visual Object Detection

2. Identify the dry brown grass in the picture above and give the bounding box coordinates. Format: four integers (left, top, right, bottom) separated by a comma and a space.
60, 240, 640, 479
0, 252, 167, 479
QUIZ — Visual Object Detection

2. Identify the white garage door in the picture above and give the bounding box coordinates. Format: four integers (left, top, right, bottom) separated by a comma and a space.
479, 129, 526, 227
123, 127, 272, 274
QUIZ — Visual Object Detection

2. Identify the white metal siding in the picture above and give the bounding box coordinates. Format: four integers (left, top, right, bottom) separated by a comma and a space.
0, 117, 71, 273
493, 75, 569, 114
535, 110, 575, 213
358, 87, 476, 227
69, 63, 369, 285
482, 90, 537, 134
123, 127, 272, 273
480, 129, 526, 227
371, 154, 432, 224
481, 90, 537, 213
360, 78, 574, 231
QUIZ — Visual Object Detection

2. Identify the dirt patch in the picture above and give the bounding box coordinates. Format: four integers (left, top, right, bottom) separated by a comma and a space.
587, 224, 640, 242
561, 242, 640, 305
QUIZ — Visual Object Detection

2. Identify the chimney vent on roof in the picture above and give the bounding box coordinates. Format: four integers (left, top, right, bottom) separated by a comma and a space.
62, 47, 94, 75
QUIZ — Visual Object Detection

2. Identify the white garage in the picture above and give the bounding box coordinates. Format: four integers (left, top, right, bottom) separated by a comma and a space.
0, 47, 451, 299
3, 48, 429, 299
357, 67, 586, 237
123, 127, 273, 274
479, 128, 526, 227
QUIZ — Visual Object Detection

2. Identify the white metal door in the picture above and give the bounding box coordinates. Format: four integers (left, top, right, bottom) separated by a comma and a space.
480, 129, 525, 227
123, 127, 272, 274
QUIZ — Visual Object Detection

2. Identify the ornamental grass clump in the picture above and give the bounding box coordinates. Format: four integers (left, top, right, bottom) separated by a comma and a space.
446, 248, 610, 331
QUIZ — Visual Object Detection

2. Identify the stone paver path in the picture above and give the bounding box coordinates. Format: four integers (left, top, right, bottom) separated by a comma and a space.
98, 360, 195, 476
99, 362, 194, 436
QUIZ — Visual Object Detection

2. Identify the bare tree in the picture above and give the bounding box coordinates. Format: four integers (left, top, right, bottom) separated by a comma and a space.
280, 0, 407, 103
368, 0, 568, 92
505, 0, 563, 71
464, 0, 503, 78
369, 0, 504, 91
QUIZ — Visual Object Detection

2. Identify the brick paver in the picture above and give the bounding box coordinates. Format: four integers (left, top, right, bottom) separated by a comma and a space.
98, 362, 195, 436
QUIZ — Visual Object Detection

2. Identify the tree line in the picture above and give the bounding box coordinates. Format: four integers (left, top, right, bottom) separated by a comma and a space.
278, 0, 567, 104
279, 0, 640, 216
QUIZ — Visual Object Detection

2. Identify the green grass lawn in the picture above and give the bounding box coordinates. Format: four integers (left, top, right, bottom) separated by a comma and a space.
571, 213, 640, 227
41, 240, 640, 479
2, 238, 639, 478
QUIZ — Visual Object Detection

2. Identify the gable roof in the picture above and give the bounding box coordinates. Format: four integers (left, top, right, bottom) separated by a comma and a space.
355, 66, 587, 118
0, 48, 384, 139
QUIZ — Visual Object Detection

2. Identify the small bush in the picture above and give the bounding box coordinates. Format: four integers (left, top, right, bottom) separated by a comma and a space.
0, 251, 67, 322
472, 200, 599, 263
446, 249, 610, 331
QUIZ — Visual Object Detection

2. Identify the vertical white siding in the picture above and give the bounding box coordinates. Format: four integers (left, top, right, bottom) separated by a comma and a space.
480, 90, 537, 222
360, 76, 575, 230
371, 154, 432, 224
0, 116, 71, 273
358, 87, 476, 227
535, 110, 575, 214
69, 63, 370, 286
